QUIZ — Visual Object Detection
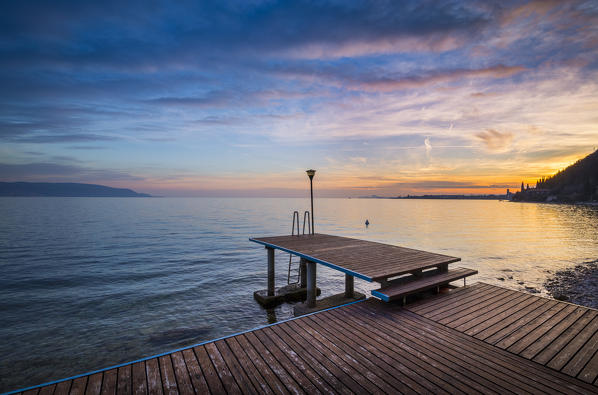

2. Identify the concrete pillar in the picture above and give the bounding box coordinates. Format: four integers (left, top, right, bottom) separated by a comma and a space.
267, 247, 275, 296
299, 258, 307, 288
306, 260, 317, 308
344, 274, 354, 298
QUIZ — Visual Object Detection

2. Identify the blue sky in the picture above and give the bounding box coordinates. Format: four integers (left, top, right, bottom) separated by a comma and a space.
1, 1, 597, 196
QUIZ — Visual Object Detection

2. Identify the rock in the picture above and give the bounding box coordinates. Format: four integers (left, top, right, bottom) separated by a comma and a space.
497, 277, 505, 281
554, 294, 569, 301
517, 281, 525, 285
507, 275, 513, 280
525, 286, 540, 293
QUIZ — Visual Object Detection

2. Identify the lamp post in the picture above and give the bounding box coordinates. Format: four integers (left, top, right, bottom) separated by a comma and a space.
306, 169, 315, 234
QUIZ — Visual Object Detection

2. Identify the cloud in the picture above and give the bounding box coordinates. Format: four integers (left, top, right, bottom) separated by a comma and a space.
9, 133, 119, 144
0, 162, 143, 182
475, 129, 514, 151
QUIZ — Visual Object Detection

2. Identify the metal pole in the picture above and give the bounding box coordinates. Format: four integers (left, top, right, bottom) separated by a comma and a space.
310, 177, 314, 234
267, 247, 275, 296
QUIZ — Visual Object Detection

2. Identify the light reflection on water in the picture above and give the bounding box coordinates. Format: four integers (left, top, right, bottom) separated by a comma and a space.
0, 197, 597, 392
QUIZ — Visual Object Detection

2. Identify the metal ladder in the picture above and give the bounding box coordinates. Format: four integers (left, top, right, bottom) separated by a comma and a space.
287, 210, 311, 284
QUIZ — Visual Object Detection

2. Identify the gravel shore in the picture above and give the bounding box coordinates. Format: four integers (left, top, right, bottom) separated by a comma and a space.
544, 259, 598, 309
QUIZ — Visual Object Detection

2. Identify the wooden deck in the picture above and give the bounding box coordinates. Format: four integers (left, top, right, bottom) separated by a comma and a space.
12, 283, 598, 394
250, 233, 461, 282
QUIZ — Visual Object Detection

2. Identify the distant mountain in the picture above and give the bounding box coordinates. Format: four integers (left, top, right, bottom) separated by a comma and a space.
514, 149, 598, 203
0, 182, 151, 197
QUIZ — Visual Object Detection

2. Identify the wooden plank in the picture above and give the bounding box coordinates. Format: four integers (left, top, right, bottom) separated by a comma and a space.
116, 365, 131, 395
482, 299, 557, 344
53, 381, 71, 395
258, 327, 336, 394
250, 233, 461, 280
214, 340, 257, 394
367, 304, 572, 394
158, 356, 178, 395
271, 323, 358, 394
578, 347, 598, 384
534, 309, 598, 365
494, 302, 567, 349
225, 336, 276, 395
328, 307, 513, 394
181, 348, 210, 394
234, 335, 290, 395
428, 286, 511, 321
407, 283, 489, 313
463, 293, 539, 336
285, 319, 386, 394
397, 307, 597, 393
239, 333, 304, 394
346, 304, 561, 394
548, 315, 598, 371
437, 288, 515, 326
519, 306, 587, 359
85, 373, 102, 395
455, 292, 533, 333
131, 361, 147, 395
193, 345, 227, 394
371, 268, 477, 301
204, 342, 243, 394
69, 377, 87, 395
39, 384, 56, 395
145, 359, 164, 395
251, 330, 321, 394
307, 311, 454, 394
413, 283, 499, 317
23, 389, 39, 395
100, 370, 117, 395
170, 351, 195, 395
561, 329, 598, 377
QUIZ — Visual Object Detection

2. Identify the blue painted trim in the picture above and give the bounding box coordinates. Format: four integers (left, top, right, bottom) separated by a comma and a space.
249, 237, 373, 282
4, 298, 367, 395
371, 289, 390, 302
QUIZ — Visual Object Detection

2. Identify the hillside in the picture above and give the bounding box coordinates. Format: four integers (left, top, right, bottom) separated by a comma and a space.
0, 182, 151, 197
514, 149, 598, 202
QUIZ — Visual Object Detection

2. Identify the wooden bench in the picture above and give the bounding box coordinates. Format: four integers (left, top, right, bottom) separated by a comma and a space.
371, 267, 478, 302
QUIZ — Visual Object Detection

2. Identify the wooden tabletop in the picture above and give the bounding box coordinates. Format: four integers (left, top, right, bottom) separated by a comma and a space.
249, 233, 460, 282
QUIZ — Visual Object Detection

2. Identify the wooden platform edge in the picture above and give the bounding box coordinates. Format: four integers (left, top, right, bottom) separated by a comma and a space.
3, 298, 368, 395
249, 236, 374, 282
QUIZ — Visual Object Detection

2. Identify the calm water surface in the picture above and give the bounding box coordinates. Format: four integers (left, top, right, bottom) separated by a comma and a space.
1, 197, 597, 392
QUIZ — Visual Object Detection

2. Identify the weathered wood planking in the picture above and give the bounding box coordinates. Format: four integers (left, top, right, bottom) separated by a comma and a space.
407, 282, 598, 386
13, 283, 598, 394
250, 233, 461, 281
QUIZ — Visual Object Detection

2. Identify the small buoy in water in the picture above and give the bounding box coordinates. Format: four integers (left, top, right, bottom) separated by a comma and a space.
365, 219, 370, 227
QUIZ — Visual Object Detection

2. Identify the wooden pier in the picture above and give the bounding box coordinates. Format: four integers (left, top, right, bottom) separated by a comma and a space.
250, 233, 477, 311
12, 283, 598, 394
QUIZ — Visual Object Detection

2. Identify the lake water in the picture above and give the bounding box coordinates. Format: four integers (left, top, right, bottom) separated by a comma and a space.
1, 197, 597, 392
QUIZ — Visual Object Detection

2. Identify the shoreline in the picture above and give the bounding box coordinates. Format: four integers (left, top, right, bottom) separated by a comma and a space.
544, 259, 598, 309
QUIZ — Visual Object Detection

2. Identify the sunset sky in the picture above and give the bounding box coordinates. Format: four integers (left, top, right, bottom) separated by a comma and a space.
1, 1, 597, 197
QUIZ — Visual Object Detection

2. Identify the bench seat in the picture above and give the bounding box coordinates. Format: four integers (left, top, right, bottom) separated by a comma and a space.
371, 267, 478, 302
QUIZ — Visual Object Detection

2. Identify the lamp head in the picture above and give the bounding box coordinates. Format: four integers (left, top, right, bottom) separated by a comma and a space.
306, 169, 316, 180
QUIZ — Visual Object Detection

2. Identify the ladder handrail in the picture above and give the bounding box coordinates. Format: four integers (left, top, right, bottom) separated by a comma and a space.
302, 211, 311, 235
291, 211, 300, 236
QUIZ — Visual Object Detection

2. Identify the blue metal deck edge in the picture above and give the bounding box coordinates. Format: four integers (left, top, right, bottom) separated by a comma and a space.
370, 289, 390, 302
249, 237, 374, 282
4, 298, 368, 395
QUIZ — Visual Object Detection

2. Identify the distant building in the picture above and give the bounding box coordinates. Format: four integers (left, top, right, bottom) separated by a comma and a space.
521, 182, 524, 192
